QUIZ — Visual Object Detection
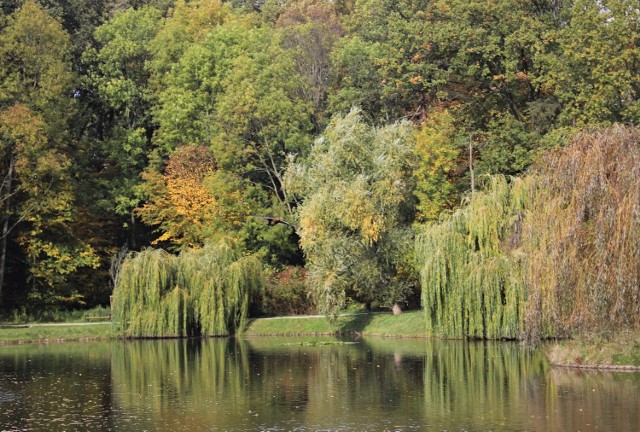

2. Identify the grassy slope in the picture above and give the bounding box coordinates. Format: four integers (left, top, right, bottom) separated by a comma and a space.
0, 311, 428, 344
243, 310, 427, 337
0, 323, 114, 345
545, 330, 640, 369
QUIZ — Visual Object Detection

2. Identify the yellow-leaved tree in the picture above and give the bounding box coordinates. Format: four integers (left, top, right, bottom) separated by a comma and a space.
137, 144, 248, 249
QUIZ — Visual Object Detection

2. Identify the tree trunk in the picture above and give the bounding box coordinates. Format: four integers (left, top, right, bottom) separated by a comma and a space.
469, 140, 475, 196
0, 157, 14, 301
392, 303, 403, 315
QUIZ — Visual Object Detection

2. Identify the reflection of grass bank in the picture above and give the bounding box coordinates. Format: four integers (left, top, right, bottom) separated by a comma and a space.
546, 331, 640, 369
2, 313, 638, 372
243, 311, 427, 337
0, 323, 114, 345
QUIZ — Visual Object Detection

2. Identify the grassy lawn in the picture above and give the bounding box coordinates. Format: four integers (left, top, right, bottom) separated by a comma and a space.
243, 310, 427, 338
0, 323, 115, 345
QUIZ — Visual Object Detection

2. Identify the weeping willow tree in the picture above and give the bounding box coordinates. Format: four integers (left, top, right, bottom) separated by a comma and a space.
415, 176, 528, 339
416, 125, 640, 342
522, 126, 640, 341
112, 239, 262, 337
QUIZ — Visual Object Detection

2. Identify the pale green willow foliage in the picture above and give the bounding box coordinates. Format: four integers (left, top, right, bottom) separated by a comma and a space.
415, 176, 529, 339
285, 108, 417, 319
112, 239, 262, 337
417, 126, 640, 341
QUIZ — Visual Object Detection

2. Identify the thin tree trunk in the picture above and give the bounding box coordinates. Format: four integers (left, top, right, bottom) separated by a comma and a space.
129, 210, 136, 250
0, 157, 14, 301
469, 140, 475, 196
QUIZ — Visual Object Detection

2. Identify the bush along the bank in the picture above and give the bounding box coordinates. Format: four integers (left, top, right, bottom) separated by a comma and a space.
111, 239, 262, 337
416, 126, 640, 343
260, 266, 317, 317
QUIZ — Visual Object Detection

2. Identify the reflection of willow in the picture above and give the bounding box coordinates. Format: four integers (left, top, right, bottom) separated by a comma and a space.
423, 341, 548, 429
111, 339, 250, 428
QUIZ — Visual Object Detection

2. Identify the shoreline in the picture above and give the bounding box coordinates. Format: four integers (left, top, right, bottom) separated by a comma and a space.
549, 363, 640, 371
1, 314, 638, 371
544, 330, 640, 370
0, 322, 115, 346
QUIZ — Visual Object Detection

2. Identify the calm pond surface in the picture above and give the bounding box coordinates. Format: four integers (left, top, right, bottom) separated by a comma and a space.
0, 337, 638, 431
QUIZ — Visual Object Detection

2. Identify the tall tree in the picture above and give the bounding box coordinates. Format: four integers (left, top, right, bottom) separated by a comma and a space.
80, 6, 162, 248
204, 22, 313, 265
330, 0, 435, 121
148, 0, 234, 155
285, 109, 417, 318
0, 1, 98, 307
276, 0, 343, 130
543, 0, 640, 126
334, 0, 569, 176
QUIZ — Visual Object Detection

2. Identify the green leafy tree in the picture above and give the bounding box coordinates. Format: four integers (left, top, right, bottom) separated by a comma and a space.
334, 0, 568, 176
148, 1, 237, 154
200, 23, 314, 265
0, 0, 75, 125
0, 1, 99, 307
543, 0, 640, 125
148, 0, 230, 78
80, 6, 162, 247
285, 108, 417, 318
330, 0, 435, 121
211, 25, 314, 213
413, 109, 462, 222
143, 9, 307, 266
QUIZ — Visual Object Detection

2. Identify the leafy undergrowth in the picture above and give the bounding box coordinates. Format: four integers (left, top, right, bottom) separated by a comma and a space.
545, 330, 640, 368
3, 306, 112, 324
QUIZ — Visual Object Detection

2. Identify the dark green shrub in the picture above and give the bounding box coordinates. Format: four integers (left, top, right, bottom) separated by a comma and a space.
261, 266, 316, 316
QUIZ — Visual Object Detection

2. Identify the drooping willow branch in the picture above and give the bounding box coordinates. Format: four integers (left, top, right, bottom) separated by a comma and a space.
111, 238, 263, 338
416, 126, 640, 342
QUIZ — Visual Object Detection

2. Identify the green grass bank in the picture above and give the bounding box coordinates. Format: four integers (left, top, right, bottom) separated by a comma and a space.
1, 312, 638, 371
243, 310, 428, 338
545, 330, 640, 370
0, 323, 114, 345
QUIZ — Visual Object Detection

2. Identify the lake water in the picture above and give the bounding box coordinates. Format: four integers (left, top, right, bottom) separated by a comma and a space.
0, 337, 638, 431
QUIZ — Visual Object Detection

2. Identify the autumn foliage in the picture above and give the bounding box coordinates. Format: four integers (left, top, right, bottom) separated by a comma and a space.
137, 145, 218, 247
417, 126, 640, 342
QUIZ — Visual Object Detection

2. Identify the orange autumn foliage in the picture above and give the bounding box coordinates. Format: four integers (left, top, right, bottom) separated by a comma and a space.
137, 145, 218, 247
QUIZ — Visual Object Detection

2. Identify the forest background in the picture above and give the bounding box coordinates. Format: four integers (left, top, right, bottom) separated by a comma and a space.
1, 0, 638, 341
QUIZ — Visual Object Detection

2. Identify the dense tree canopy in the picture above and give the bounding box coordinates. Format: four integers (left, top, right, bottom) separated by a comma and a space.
0, 0, 639, 341
0, 1, 98, 308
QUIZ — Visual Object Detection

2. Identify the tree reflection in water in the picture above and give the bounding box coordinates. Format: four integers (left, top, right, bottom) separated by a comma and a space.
0, 338, 637, 431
